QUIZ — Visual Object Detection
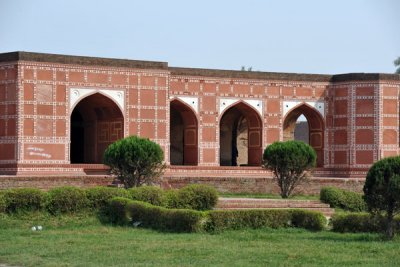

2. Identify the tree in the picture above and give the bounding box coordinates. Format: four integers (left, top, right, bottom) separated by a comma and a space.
240, 66, 253, 71
262, 141, 316, 198
394, 57, 400, 74
103, 136, 165, 189
363, 156, 400, 239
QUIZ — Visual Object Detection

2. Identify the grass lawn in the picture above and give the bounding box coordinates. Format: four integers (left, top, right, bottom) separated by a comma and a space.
0, 213, 399, 267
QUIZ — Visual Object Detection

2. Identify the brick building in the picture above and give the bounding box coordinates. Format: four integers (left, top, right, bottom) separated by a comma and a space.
0, 51, 399, 192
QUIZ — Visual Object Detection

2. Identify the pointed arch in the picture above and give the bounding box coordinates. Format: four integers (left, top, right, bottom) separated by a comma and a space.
170, 98, 198, 165
69, 89, 124, 116
70, 93, 124, 163
283, 103, 325, 167
219, 101, 262, 166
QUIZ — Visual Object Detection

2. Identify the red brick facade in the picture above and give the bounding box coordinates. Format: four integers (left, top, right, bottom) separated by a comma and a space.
0, 52, 399, 191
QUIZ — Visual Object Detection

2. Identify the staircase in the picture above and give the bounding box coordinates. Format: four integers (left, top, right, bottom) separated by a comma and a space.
215, 198, 335, 217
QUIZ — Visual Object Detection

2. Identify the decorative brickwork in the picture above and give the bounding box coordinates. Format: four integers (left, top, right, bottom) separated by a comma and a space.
0, 52, 400, 191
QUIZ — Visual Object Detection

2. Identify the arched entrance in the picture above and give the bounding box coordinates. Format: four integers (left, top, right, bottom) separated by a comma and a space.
283, 104, 324, 167
70, 93, 124, 163
220, 102, 262, 166
170, 99, 198, 165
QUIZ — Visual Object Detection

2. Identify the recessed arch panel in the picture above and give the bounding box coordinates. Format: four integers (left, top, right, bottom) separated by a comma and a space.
170, 99, 198, 165
219, 101, 262, 166
70, 93, 124, 163
283, 103, 325, 167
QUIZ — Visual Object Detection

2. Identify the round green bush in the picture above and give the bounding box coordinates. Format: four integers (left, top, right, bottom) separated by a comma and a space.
86, 187, 130, 210
129, 186, 165, 206
320, 187, 366, 212
104, 136, 165, 188
4, 188, 45, 213
364, 156, 400, 239
46, 186, 89, 214
320, 187, 343, 207
177, 184, 218, 211
263, 141, 316, 198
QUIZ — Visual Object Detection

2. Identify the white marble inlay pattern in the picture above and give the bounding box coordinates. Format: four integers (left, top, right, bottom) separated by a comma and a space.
219, 98, 263, 116
69, 88, 125, 111
176, 96, 199, 113
283, 101, 324, 117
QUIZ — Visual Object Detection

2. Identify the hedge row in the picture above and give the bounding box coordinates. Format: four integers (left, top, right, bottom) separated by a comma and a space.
331, 213, 400, 233
0, 184, 218, 214
320, 187, 367, 212
205, 209, 327, 232
106, 197, 327, 233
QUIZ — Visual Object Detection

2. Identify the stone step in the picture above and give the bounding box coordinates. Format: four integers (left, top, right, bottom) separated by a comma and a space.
215, 197, 335, 217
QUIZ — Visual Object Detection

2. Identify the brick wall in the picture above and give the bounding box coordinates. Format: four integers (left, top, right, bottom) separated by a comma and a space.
0, 64, 18, 168
0, 52, 399, 184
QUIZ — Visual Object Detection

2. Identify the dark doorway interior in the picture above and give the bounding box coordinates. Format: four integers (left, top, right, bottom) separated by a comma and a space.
169, 100, 198, 165
219, 102, 262, 166
70, 93, 124, 164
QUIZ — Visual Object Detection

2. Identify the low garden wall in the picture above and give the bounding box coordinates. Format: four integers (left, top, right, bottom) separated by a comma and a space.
0, 175, 365, 194
162, 176, 365, 195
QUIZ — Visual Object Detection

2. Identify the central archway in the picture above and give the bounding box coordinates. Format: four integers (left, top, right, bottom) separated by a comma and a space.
283, 104, 324, 167
70, 93, 124, 164
220, 102, 262, 166
169, 99, 198, 165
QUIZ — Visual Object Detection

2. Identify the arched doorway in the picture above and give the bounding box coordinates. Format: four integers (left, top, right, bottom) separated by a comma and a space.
70, 93, 124, 163
170, 99, 198, 165
220, 102, 262, 166
283, 104, 324, 167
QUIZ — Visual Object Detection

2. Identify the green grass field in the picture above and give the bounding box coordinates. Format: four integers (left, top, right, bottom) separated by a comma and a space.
0, 213, 399, 267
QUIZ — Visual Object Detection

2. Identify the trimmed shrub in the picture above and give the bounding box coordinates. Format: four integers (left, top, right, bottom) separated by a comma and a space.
4, 188, 45, 213
291, 210, 327, 231
106, 197, 134, 225
205, 209, 326, 233
320, 187, 366, 212
320, 187, 343, 208
46, 186, 89, 214
176, 184, 218, 210
205, 209, 292, 232
129, 186, 165, 206
163, 189, 180, 209
331, 213, 400, 233
128, 200, 205, 232
0, 192, 6, 213
86, 187, 130, 210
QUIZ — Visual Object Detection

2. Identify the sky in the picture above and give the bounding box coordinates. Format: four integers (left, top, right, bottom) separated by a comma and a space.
0, 0, 399, 75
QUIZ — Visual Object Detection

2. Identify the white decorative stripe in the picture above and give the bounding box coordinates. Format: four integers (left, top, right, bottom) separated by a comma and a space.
219, 98, 263, 116
283, 101, 324, 118
175, 96, 199, 113
69, 88, 125, 111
